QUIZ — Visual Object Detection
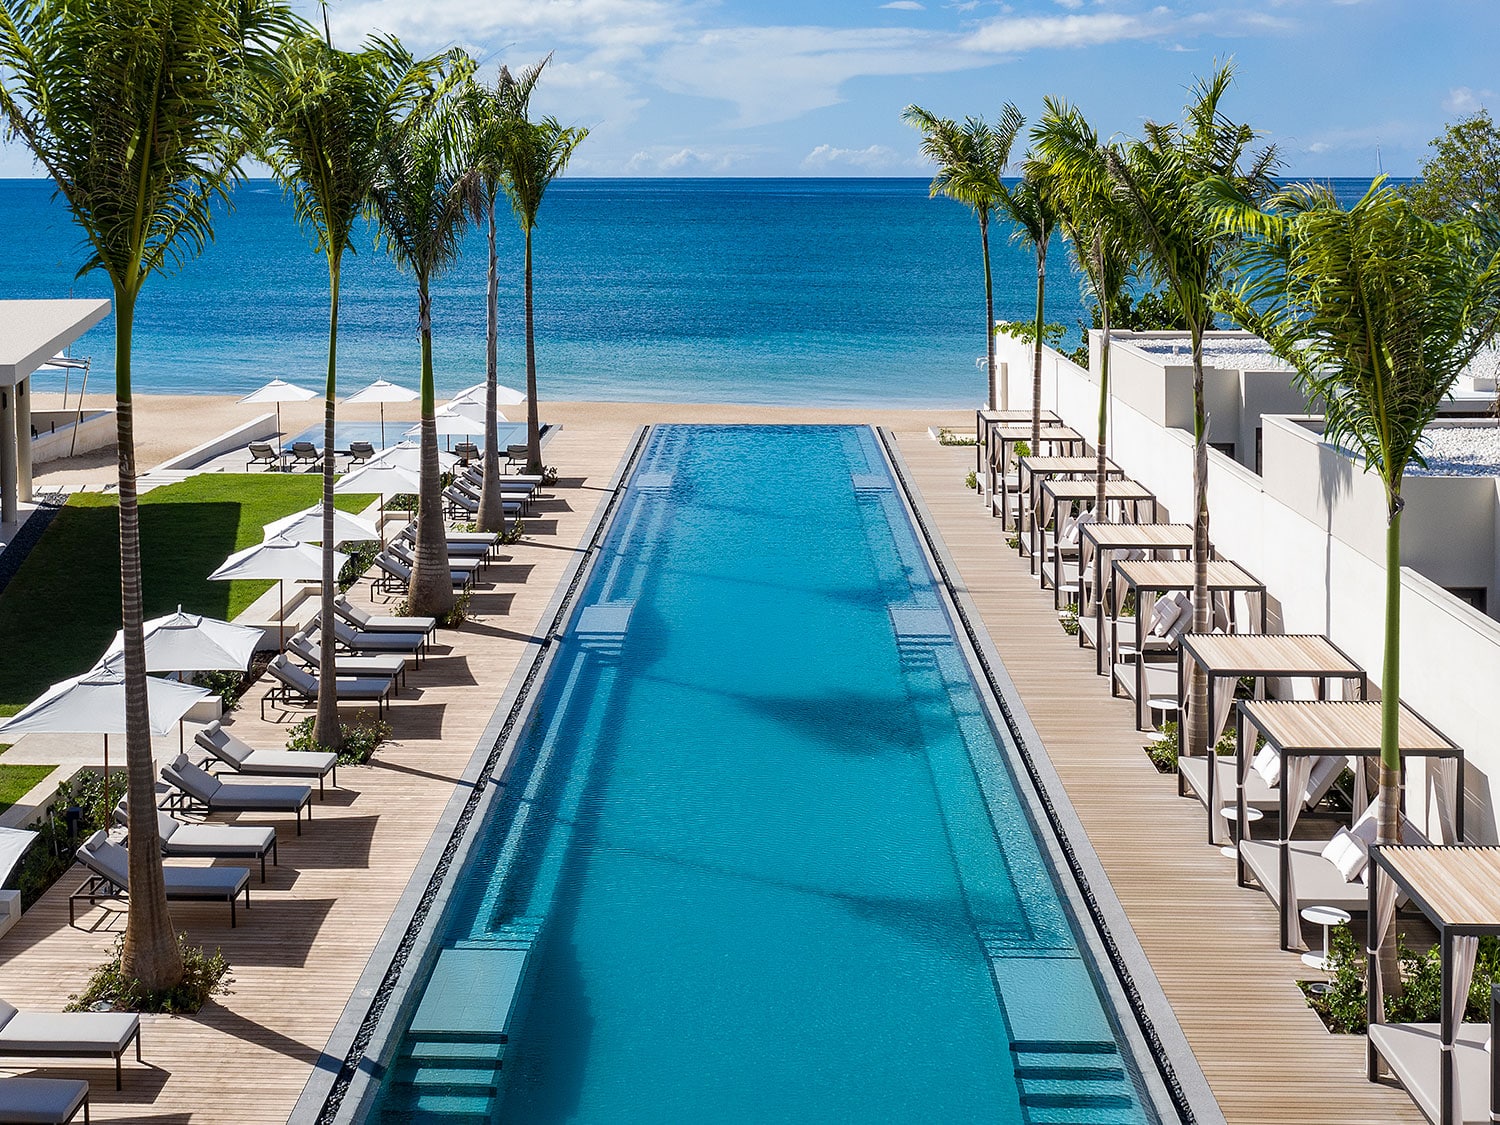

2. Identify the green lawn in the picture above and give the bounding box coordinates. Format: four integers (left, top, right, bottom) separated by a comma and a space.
0, 756, 55, 814
0, 474, 373, 716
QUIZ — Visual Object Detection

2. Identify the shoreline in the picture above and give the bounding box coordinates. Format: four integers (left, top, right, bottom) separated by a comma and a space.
30, 391, 976, 488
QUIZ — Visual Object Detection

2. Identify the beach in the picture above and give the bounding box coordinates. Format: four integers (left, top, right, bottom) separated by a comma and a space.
28, 391, 977, 488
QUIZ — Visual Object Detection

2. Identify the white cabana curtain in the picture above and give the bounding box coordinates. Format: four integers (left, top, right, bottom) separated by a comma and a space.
1212, 711, 1257, 846
1367, 870, 1400, 1023
1281, 754, 1316, 952
1353, 757, 1374, 818
1447, 935, 1481, 1044
1428, 756, 1463, 845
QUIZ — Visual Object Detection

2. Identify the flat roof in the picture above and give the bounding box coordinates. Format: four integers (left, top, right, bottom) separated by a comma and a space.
1117, 332, 1295, 373
0, 298, 110, 386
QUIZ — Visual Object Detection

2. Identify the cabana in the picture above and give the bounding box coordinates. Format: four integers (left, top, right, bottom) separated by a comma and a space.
980, 420, 1082, 523
1014, 454, 1123, 539
1034, 478, 1158, 596
1367, 846, 1500, 1125
1231, 701, 1460, 951
1107, 559, 1268, 730
974, 407, 1058, 503
1076, 523, 1194, 672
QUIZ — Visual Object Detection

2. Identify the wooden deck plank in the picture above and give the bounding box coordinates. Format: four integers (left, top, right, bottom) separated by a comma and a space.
895, 431, 1424, 1125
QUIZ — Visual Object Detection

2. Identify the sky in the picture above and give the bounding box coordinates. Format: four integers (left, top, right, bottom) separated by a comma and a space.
0, 0, 1493, 178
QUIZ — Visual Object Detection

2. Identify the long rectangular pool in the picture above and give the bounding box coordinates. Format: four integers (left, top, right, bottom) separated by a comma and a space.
364, 425, 1169, 1123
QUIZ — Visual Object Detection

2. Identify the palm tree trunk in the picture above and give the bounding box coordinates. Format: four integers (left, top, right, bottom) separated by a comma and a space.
524, 225, 541, 476
114, 292, 183, 992
981, 212, 997, 411
408, 273, 454, 617
1095, 289, 1110, 516
1187, 329, 1211, 759
476, 193, 506, 533
313, 260, 343, 750
1030, 242, 1047, 450
1376, 489, 1405, 1002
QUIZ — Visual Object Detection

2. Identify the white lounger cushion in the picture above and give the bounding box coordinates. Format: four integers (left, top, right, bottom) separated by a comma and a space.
1252, 744, 1282, 787
1148, 595, 1181, 638
0, 999, 138, 1055
1321, 828, 1369, 882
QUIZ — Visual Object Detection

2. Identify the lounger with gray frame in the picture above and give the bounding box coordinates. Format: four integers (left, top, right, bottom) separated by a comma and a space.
0, 1075, 90, 1121
287, 440, 322, 469
287, 632, 409, 690
115, 799, 278, 881
246, 442, 281, 471
195, 719, 338, 795
333, 594, 435, 640
322, 616, 426, 662
0, 998, 139, 1091
394, 525, 498, 564
447, 477, 526, 517
347, 440, 376, 465
71, 829, 250, 929
372, 554, 471, 597
387, 539, 484, 580
262, 654, 394, 721
161, 753, 314, 835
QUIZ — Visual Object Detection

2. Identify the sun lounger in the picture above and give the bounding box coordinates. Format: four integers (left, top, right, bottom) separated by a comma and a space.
287, 632, 409, 689
461, 464, 540, 494
347, 440, 376, 465
194, 719, 338, 795
0, 997, 139, 1091
72, 829, 250, 930
161, 752, 314, 835
246, 441, 281, 471
387, 539, 484, 579
287, 440, 323, 469
322, 616, 427, 661
504, 443, 529, 472
445, 485, 526, 521
262, 654, 394, 721
333, 594, 436, 640
449, 476, 529, 513
372, 553, 472, 597
1178, 752, 1345, 818
0, 1075, 90, 1121
1237, 838, 1372, 917
453, 441, 479, 462
115, 799, 278, 882
394, 525, 498, 562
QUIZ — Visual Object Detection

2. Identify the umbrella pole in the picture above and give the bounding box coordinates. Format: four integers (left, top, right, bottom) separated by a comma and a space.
380, 403, 386, 450
277, 403, 284, 459
102, 733, 108, 827
279, 580, 286, 651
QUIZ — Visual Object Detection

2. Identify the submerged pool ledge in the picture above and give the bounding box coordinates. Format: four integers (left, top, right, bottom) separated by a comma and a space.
292, 425, 652, 1125
875, 427, 1224, 1125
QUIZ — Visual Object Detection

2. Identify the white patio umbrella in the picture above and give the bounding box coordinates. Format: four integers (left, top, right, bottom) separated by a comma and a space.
208, 537, 347, 649
97, 606, 263, 751
449, 380, 525, 407
0, 664, 211, 793
344, 378, 418, 448
0, 827, 38, 887
240, 378, 317, 454
443, 398, 508, 424
406, 408, 489, 442
366, 440, 458, 473
264, 502, 380, 545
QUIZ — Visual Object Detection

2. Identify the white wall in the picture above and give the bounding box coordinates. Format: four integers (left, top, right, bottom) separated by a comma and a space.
994, 331, 1500, 842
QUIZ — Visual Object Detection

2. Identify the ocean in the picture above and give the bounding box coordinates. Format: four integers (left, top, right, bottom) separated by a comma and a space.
0, 177, 1391, 407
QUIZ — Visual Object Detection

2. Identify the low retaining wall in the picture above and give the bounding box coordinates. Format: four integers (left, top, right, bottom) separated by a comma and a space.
29, 409, 114, 464
155, 412, 278, 472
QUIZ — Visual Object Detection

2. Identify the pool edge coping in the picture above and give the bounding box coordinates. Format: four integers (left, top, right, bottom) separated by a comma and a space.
292, 424, 652, 1125
876, 426, 1226, 1125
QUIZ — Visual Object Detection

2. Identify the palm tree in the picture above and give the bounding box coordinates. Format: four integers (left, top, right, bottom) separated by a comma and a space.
0, 0, 291, 991
1106, 63, 1278, 759
457, 56, 548, 531
503, 113, 588, 475
1214, 179, 1500, 854
261, 30, 435, 748
903, 104, 1025, 412
1032, 99, 1141, 515
369, 52, 475, 617
997, 172, 1059, 450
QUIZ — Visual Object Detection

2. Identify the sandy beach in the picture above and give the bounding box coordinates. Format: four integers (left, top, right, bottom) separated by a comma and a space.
29, 390, 975, 487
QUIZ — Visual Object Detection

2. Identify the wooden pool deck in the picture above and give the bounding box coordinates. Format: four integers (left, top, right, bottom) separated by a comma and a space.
0, 416, 1423, 1123
894, 432, 1422, 1125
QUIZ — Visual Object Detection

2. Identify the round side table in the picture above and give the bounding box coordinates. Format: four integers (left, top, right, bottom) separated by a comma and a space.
1300, 905, 1352, 970
1218, 806, 1264, 859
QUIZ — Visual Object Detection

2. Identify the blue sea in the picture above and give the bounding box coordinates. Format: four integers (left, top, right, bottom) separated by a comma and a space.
0, 177, 1392, 407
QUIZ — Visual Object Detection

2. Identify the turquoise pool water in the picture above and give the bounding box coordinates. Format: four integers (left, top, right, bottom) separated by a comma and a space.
369, 425, 1160, 1124
288, 420, 531, 452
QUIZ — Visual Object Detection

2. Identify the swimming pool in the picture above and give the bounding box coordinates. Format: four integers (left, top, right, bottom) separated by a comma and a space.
347, 425, 1189, 1123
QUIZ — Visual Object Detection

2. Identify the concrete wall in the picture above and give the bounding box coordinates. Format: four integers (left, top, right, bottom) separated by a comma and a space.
993, 330, 1500, 842
155, 412, 278, 473
29, 408, 114, 464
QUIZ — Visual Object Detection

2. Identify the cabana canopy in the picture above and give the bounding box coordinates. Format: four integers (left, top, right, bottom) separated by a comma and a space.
1368, 845, 1500, 1125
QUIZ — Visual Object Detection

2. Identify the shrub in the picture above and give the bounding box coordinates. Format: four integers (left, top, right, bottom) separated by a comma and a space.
964, 471, 978, 491
938, 428, 976, 447
286, 711, 392, 765
192, 669, 245, 712
1012, 440, 1030, 460
1058, 603, 1080, 637
1145, 721, 1180, 773
7, 770, 127, 910
1304, 928, 1500, 1033
68, 934, 231, 1014
541, 466, 559, 486
337, 540, 381, 592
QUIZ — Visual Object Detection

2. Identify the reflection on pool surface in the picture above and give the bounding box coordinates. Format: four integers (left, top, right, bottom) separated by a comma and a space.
369, 425, 1162, 1124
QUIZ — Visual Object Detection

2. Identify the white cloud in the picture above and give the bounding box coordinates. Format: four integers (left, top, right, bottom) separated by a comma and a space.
1053, 0, 1085, 9
1444, 87, 1492, 115
962, 12, 1164, 53
879, 1, 925, 9
802, 143, 906, 170
624, 146, 754, 173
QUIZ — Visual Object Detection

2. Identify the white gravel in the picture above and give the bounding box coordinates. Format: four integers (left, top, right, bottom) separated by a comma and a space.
1408, 424, 1500, 477
1129, 337, 1294, 371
